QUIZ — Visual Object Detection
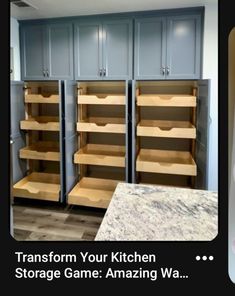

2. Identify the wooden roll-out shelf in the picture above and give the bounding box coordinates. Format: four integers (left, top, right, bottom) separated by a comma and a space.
74, 144, 125, 167
137, 94, 196, 107
78, 94, 125, 105
136, 149, 197, 176
25, 94, 59, 104
13, 172, 61, 201
68, 177, 119, 208
19, 141, 60, 161
77, 117, 125, 134
137, 120, 196, 139
20, 116, 60, 131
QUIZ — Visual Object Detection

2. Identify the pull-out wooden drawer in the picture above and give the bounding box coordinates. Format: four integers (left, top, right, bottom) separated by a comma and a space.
74, 144, 125, 167
77, 117, 125, 134
78, 94, 125, 105
137, 120, 196, 139
19, 141, 60, 161
136, 149, 197, 176
13, 172, 60, 201
25, 94, 59, 104
20, 116, 60, 131
68, 177, 119, 209
137, 94, 196, 107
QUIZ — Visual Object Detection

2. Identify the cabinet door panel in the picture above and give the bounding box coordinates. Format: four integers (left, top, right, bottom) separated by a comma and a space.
166, 15, 201, 79
21, 25, 46, 80
74, 23, 102, 80
11, 82, 27, 184
195, 79, 210, 190
135, 17, 166, 79
47, 24, 74, 80
103, 19, 132, 80
63, 80, 78, 198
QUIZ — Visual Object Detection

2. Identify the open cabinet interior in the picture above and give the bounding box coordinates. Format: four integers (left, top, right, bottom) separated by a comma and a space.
12, 81, 63, 202
68, 81, 128, 209
133, 80, 198, 188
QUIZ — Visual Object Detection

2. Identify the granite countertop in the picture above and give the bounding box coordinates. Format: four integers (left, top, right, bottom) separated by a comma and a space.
95, 183, 218, 241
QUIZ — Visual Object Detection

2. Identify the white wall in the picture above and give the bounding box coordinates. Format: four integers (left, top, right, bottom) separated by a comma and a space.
10, 17, 21, 81
202, 2, 218, 191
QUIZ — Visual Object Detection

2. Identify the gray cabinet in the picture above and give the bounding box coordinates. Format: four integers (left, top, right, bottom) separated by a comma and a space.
166, 15, 201, 79
74, 19, 132, 80
21, 25, 46, 80
21, 23, 74, 80
74, 22, 102, 80
135, 17, 166, 80
134, 13, 201, 80
47, 24, 74, 80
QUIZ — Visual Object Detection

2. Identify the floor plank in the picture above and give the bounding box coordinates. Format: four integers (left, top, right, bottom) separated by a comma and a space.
13, 201, 105, 241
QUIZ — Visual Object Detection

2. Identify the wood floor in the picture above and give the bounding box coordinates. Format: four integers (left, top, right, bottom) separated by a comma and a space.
13, 198, 105, 241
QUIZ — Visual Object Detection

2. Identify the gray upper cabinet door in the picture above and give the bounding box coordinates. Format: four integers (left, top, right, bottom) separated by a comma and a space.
166, 14, 201, 79
135, 17, 166, 80
21, 25, 47, 80
74, 22, 102, 80
47, 23, 74, 80
102, 19, 132, 80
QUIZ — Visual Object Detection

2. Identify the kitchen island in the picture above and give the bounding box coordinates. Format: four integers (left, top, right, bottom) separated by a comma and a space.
95, 183, 218, 241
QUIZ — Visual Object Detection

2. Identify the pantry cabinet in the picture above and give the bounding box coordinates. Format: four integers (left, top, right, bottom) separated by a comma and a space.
21, 23, 74, 80
134, 14, 201, 80
67, 81, 131, 208
132, 80, 209, 189
74, 19, 133, 80
11, 81, 66, 202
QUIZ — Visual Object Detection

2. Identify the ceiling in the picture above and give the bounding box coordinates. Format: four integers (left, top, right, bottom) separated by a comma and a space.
11, 0, 216, 20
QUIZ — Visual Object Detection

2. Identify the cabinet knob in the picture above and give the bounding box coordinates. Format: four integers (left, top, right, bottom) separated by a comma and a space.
166, 67, 170, 75
161, 67, 165, 75
99, 69, 103, 76
103, 68, 106, 77
43, 70, 46, 77
46, 69, 49, 77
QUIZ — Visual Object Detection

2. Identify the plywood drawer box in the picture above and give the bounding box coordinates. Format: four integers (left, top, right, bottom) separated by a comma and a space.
137, 94, 196, 107
77, 117, 125, 134
78, 94, 125, 105
74, 144, 125, 167
20, 116, 60, 131
13, 172, 60, 201
137, 120, 196, 139
19, 141, 60, 161
136, 149, 197, 176
68, 177, 119, 209
25, 94, 59, 104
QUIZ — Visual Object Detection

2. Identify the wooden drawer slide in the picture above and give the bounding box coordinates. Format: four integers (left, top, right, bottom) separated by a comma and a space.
137, 120, 196, 139
136, 149, 197, 176
13, 172, 60, 201
25, 94, 59, 104
74, 144, 125, 167
77, 117, 125, 134
78, 94, 125, 105
137, 94, 196, 107
68, 177, 119, 208
20, 116, 60, 131
19, 141, 60, 161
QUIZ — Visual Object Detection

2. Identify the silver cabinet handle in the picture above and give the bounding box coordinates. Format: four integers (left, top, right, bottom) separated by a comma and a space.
103, 68, 106, 76
46, 69, 49, 77
43, 70, 46, 77
99, 69, 103, 76
161, 67, 165, 75
166, 67, 170, 75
